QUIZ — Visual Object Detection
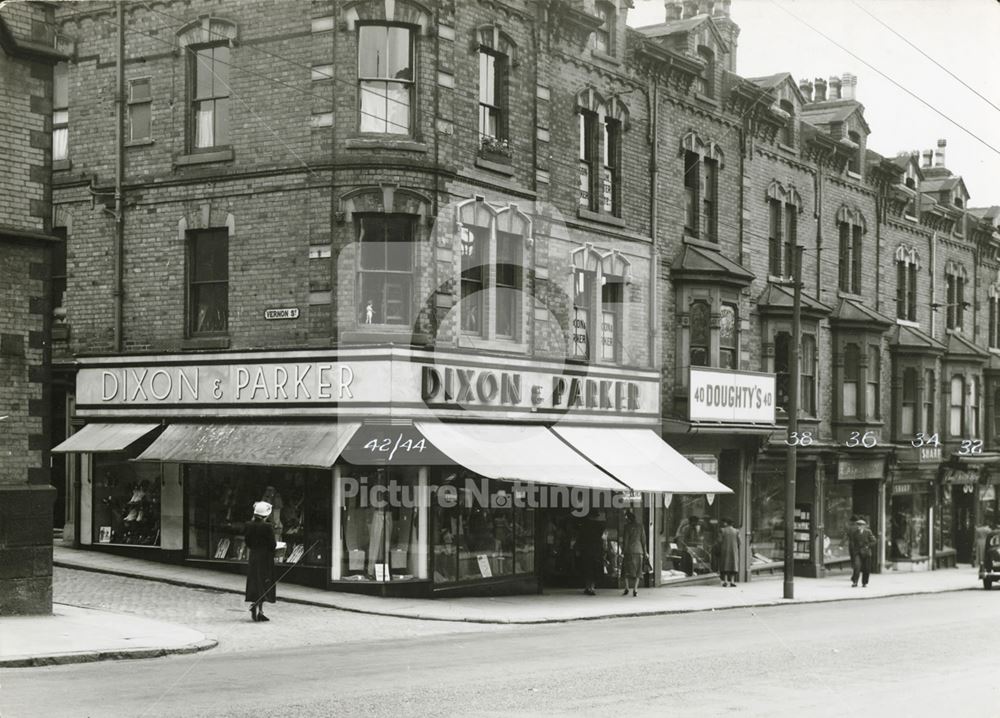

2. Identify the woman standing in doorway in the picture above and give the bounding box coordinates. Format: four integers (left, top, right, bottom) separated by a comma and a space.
621, 510, 648, 597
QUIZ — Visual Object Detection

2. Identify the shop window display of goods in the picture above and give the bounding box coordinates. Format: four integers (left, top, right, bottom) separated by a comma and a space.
93, 456, 162, 546
186, 464, 330, 567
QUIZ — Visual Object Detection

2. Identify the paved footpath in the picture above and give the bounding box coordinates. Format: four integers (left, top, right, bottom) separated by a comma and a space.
0, 545, 983, 668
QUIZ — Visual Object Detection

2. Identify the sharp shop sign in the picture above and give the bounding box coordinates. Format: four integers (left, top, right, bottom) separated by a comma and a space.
688, 368, 776, 424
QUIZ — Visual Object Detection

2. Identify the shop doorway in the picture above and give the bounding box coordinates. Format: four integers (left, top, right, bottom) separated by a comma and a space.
953, 485, 975, 564
540, 506, 632, 590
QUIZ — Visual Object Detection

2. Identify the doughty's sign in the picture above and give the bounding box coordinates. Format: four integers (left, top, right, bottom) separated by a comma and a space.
688, 367, 776, 424
74, 349, 659, 424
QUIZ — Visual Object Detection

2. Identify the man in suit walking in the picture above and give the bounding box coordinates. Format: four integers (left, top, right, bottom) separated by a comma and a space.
848, 515, 877, 587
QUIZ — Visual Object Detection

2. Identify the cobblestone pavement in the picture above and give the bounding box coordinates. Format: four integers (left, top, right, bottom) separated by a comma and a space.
53, 567, 506, 654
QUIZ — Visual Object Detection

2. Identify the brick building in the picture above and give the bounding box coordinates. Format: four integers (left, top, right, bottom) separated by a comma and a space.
46, 0, 1000, 595
0, 1, 65, 615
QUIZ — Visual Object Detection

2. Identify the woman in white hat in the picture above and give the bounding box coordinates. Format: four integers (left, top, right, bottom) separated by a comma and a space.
245, 501, 277, 622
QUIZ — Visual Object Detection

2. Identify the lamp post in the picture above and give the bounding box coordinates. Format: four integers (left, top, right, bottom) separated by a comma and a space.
784, 245, 804, 600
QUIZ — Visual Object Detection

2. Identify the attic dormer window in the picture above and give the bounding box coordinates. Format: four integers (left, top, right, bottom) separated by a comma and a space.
905, 177, 915, 189
696, 45, 715, 98
592, 2, 614, 55
847, 131, 861, 175
779, 99, 795, 146
954, 195, 964, 209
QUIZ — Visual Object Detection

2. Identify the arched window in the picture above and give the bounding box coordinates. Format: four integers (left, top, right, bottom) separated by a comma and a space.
837, 206, 866, 294
696, 45, 715, 97
895, 245, 919, 321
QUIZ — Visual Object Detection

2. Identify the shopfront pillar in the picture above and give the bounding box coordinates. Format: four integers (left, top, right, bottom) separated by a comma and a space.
80, 454, 92, 546
160, 463, 183, 551
332, 466, 343, 581
416, 467, 428, 580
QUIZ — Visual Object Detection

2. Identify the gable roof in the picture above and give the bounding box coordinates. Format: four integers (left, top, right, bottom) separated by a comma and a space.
946, 331, 989, 361
671, 244, 754, 287
801, 100, 871, 135
922, 175, 969, 200
634, 14, 730, 53
747, 72, 808, 106
829, 297, 894, 330
756, 282, 832, 318
890, 324, 945, 354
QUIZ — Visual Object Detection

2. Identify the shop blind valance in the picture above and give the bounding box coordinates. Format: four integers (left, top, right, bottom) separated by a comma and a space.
413, 422, 626, 491
51, 423, 162, 453
136, 422, 361, 468
552, 427, 733, 494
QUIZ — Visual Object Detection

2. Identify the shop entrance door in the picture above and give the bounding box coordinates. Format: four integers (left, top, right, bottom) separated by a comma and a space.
953, 485, 975, 564
540, 507, 625, 589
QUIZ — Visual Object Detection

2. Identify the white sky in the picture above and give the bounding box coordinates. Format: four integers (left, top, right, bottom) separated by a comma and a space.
628, 0, 1000, 208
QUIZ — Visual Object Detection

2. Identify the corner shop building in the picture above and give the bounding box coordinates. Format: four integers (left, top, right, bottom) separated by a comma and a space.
54, 347, 730, 597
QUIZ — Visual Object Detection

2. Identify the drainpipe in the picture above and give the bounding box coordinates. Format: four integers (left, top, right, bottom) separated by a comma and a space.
649, 79, 658, 368
814, 155, 824, 298
875, 190, 882, 313
113, 1, 125, 353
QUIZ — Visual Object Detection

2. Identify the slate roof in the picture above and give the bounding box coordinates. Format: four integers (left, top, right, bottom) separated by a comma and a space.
890, 324, 946, 353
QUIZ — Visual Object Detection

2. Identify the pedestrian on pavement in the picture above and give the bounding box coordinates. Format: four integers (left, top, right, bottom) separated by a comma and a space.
677, 515, 703, 576
578, 508, 606, 596
245, 501, 277, 622
848, 516, 876, 588
621, 509, 648, 597
718, 517, 740, 587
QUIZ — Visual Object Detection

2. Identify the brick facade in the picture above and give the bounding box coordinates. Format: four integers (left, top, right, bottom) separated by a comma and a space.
0, 0, 63, 615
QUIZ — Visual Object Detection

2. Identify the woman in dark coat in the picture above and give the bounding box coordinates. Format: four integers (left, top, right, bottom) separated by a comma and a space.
718, 517, 741, 587
621, 510, 647, 597
245, 501, 277, 622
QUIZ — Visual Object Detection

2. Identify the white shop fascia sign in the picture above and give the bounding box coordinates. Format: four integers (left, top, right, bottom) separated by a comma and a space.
688, 367, 776, 424
75, 348, 661, 425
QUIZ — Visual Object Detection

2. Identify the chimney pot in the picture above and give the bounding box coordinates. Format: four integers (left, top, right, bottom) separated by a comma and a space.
698, 0, 713, 15
934, 140, 946, 167
682, 1, 698, 18
828, 76, 842, 100
665, 1, 683, 20
799, 78, 813, 102
813, 77, 827, 102
841, 73, 857, 100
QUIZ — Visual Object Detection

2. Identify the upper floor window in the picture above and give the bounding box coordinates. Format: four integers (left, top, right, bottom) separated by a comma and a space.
572, 245, 630, 363
357, 214, 415, 326
681, 133, 724, 242
358, 24, 413, 135
766, 182, 800, 278
836, 206, 865, 294
478, 47, 507, 142
458, 200, 528, 343
779, 99, 795, 146
128, 78, 152, 142
52, 226, 67, 318
895, 245, 919, 321
901, 367, 918, 435
719, 303, 738, 370
689, 300, 710, 367
774, 331, 791, 413
866, 344, 881, 419
847, 130, 862, 174
970, 376, 980, 437
187, 229, 228, 336
191, 45, 230, 149
990, 294, 1000, 348
577, 91, 628, 219
945, 262, 967, 331
950, 375, 965, 437
53, 62, 69, 161
801, 333, 816, 416
924, 369, 935, 435
843, 343, 860, 418
592, 2, 614, 55
695, 45, 715, 98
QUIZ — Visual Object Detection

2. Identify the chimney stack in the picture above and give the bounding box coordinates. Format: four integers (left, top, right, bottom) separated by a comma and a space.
665, 1, 683, 20
813, 77, 827, 102
841, 73, 857, 100
934, 139, 947, 167
799, 78, 813, 102
682, 1, 698, 18
712, 0, 729, 17
828, 76, 842, 100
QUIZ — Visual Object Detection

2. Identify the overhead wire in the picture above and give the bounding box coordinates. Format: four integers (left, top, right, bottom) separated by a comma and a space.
768, 0, 1000, 158
849, 0, 1000, 117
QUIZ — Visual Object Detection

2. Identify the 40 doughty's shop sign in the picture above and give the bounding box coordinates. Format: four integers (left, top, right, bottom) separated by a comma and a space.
74, 349, 660, 424
688, 367, 776, 424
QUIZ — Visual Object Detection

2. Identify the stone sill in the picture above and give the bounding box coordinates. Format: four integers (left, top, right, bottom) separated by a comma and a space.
590, 49, 621, 66
174, 148, 234, 167
52, 159, 71, 172
895, 319, 920, 328
345, 137, 428, 153
126, 139, 155, 148
181, 336, 230, 350
340, 330, 430, 345
682, 233, 719, 250
475, 157, 515, 176
694, 93, 720, 108
777, 143, 797, 155
577, 207, 626, 228
846, 170, 862, 180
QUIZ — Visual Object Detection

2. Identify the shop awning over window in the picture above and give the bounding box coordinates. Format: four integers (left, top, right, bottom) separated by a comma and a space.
51, 423, 162, 453
413, 422, 627, 490
552, 427, 733, 494
135, 422, 361, 468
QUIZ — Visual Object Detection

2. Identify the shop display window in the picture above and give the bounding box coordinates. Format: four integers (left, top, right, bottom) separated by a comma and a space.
890, 492, 929, 559
340, 467, 422, 582
750, 472, 786, 566
823, 483, 853, 563
542, 504, 631, 587
92, 454, 162, 546
936, 487, 954, 553
658, 495, 716, 580
431, 473, 535, 583
186, 464, 331, 567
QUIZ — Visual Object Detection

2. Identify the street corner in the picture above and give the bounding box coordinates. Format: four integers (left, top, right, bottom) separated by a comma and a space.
0, 604, 217, 669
